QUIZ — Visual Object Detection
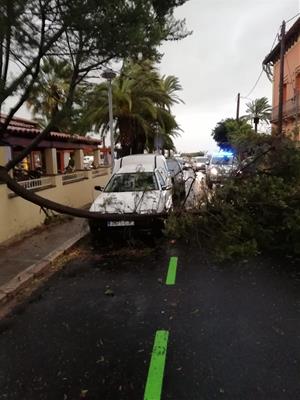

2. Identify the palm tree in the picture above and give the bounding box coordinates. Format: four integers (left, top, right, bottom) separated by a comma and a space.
26, 57, 72, 130
244, 97, 272, 133
83, 60, 182, 156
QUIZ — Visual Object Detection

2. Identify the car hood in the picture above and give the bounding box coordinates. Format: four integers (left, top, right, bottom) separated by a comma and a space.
209, 164, 234, 173
90, 191, 165, 214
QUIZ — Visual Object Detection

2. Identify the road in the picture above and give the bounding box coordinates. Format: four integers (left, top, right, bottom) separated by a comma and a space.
0, 237, 300, 399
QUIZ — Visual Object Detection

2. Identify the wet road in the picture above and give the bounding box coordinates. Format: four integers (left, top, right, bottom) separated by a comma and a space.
0, 238, 300, 400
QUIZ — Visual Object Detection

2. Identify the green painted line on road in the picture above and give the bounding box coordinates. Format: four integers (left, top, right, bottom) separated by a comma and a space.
144, 330, 169, 400
166, 256, 178, 285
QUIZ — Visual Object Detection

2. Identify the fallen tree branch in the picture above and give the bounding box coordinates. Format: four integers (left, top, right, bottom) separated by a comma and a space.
0, 166, 167, 221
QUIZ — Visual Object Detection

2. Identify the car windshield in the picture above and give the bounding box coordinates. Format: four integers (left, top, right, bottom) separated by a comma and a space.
211, 155, 234, 165
104, 172, 158, 192
167, 159, 181, 175
195, 157, 208, 163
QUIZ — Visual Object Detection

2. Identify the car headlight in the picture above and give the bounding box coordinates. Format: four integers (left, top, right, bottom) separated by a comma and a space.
210, 167, 218, 175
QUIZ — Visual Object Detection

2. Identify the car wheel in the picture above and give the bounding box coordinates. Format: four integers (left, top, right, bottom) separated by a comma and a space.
152, 220, 165, 237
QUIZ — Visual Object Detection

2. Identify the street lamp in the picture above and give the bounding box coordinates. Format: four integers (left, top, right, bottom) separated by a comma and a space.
102, 69, 116, 169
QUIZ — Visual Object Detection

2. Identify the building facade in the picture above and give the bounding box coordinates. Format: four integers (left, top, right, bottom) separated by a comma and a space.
263, 18, 300, 139
0, 115, 111, 244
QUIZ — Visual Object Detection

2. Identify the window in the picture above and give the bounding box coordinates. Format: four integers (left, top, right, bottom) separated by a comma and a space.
105, 172, 158, 192
211, 155, 234, 165
156, 171, 166, 188
296, 73, 300, 94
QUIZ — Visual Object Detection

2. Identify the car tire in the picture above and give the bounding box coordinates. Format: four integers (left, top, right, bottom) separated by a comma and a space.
152, 220, 165, 237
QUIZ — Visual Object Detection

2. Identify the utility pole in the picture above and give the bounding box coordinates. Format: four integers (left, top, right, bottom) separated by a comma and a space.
102, 69, 116, 169
236, 93, 240, 121
277, 20, 286, 136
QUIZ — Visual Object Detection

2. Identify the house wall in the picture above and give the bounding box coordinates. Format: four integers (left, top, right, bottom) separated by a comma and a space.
0, 168, 111, 244
273, 38, 300, 105
272, 36, 300, 135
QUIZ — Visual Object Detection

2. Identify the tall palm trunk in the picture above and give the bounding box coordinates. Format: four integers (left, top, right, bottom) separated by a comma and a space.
254, 116, 259, 133
119, 117, 133, 156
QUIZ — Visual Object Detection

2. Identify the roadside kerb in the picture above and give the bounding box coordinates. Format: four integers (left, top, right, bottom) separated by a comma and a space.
0, 227, 88, 306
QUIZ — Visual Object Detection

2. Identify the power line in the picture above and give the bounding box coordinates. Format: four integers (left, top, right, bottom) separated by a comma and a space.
286, 12, 300, 24
242, 26, 281, 99
244, 68, 264, 98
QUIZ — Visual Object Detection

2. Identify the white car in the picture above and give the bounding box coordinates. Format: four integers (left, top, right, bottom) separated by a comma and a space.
89, 161, 173, 234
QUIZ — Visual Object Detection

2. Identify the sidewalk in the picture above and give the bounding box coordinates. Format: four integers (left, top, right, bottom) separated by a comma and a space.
0, 217, 88, 303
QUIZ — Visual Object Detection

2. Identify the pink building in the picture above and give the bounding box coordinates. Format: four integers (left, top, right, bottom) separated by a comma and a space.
263, 18, 300, 139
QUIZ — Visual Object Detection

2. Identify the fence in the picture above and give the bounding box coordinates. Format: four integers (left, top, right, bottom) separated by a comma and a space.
272, 94, 300, 122
18, 176, 54, 191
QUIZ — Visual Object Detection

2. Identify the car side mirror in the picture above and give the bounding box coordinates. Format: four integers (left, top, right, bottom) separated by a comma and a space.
162, 184, 172, 191
206, 161, 210, 165
94, 185, 103, 191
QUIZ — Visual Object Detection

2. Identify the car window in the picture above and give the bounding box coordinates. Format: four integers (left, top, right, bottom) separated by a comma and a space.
195, 157, 208, 163
156, 171, 166, 188
211, 155, 234, 165
105, 172, 158, 192
167, 159, 181, 175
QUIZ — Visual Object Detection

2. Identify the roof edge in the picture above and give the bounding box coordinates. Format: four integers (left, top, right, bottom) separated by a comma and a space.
263, 17, 300, 65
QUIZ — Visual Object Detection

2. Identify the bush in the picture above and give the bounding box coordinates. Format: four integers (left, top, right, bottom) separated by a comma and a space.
166, 137, 300, 261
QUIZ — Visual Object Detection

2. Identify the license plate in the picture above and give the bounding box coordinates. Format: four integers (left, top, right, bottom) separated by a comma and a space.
107, 221, 135, 227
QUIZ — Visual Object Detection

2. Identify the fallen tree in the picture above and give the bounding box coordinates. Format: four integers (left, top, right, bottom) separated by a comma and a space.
166, 137, 300, 261
0, 0, 190, 217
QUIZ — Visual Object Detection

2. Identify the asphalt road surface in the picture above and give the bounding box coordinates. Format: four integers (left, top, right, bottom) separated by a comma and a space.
0, 237, 300, 400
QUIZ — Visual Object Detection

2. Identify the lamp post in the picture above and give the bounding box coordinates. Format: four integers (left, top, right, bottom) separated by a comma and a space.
102, 69, 116, 169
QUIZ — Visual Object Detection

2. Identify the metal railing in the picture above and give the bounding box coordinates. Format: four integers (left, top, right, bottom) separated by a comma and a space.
272, 93, 300, 122
18, 176, 53, 191
62, 171, 85, 184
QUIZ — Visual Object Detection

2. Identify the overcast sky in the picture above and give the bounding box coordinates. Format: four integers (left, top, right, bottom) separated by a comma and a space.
160, 0, 300, 153
5, 0, 300, 153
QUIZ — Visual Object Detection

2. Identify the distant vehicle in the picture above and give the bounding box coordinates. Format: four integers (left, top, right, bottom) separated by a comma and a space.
193, 156, 209, 172
84, 155, 94, 169
206, 151, 237, 188
182, 160, 193, 170
166, 158, 185, 200
235, 155, 257, 176
89, 156, 173, 235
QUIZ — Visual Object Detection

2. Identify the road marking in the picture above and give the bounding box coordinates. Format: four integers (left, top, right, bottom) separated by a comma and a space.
144, 330, 169, 400
166, 257, 178, 285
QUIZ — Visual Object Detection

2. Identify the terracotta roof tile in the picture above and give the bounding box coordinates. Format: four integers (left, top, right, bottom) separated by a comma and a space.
0, 114, 102, 146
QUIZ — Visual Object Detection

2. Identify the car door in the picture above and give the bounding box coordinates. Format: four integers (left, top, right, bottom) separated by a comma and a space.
156, 169, 173, 211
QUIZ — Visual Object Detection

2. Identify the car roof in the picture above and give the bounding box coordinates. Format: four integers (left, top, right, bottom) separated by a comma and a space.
116, 164, 154, 174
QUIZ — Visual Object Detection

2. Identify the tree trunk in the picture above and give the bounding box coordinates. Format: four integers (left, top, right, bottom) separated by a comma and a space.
0, 166, 166, 221
254, 116, 259, 133
119, 117, 133, 156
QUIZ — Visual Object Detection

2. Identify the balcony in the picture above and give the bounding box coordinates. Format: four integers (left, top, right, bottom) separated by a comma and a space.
272, 93, 300, 122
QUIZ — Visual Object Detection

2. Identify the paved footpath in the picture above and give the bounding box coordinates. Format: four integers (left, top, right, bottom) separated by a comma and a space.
0, 238, 300, 399
0, 218, 87, 289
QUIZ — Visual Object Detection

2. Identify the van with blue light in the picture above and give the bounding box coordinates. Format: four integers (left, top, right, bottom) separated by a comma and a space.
206, 151, 237, 188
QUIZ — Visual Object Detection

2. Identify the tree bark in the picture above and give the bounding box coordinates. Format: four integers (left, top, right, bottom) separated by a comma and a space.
0, 166, 166, 221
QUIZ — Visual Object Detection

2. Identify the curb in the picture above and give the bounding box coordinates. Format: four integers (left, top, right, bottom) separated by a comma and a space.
0, 228, 88, 306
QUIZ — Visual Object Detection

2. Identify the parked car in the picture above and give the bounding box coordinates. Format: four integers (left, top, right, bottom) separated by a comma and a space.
89, 155, 173, 235
193, 156, 209, 172
166, 158, 185, 200
84, 155, 94, 169
206, 151, 237, 188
